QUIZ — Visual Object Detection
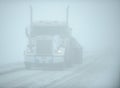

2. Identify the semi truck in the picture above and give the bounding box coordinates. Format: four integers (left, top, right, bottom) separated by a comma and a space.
24, 6, 82, 69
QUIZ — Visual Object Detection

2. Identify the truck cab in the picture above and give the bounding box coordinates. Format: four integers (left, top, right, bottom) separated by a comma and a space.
24, 21, 82, 68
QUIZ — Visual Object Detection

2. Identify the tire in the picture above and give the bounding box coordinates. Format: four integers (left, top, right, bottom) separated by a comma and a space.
25, 62, 32, 69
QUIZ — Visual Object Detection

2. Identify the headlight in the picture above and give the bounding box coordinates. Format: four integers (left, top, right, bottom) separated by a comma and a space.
56, 47, 65, 55
57, 49, 63, 54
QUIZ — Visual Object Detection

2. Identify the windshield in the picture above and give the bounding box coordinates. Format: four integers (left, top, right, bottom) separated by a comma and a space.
30, 26, 69, 37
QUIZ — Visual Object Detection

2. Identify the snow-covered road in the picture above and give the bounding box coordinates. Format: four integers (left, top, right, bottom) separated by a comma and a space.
0, 51, 119, 88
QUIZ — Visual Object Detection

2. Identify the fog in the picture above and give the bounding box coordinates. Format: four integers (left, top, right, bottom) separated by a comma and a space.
0, 0, 120, 64
0, 0, 120, 88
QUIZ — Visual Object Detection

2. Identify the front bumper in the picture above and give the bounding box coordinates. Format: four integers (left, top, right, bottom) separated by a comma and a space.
24, 55, 64, 65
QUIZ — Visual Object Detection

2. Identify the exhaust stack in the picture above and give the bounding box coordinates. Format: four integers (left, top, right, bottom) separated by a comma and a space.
30, 6, 33, 26
66, 6, 69, 26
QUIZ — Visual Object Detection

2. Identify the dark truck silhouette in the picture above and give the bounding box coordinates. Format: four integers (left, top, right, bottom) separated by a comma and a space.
24, 6, 82, 69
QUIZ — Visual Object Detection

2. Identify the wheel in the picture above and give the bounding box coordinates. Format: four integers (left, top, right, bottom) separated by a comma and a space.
24, 62, 32, 69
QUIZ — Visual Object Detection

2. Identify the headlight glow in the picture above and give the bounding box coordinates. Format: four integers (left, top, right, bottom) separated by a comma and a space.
57, 50, 63, 53
56, 47, 65, 55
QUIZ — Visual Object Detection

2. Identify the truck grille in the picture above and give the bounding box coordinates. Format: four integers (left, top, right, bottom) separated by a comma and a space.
36, 40, 53, 55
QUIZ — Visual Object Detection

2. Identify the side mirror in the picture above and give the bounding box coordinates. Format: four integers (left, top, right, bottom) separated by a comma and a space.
25, 28, 30, 38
